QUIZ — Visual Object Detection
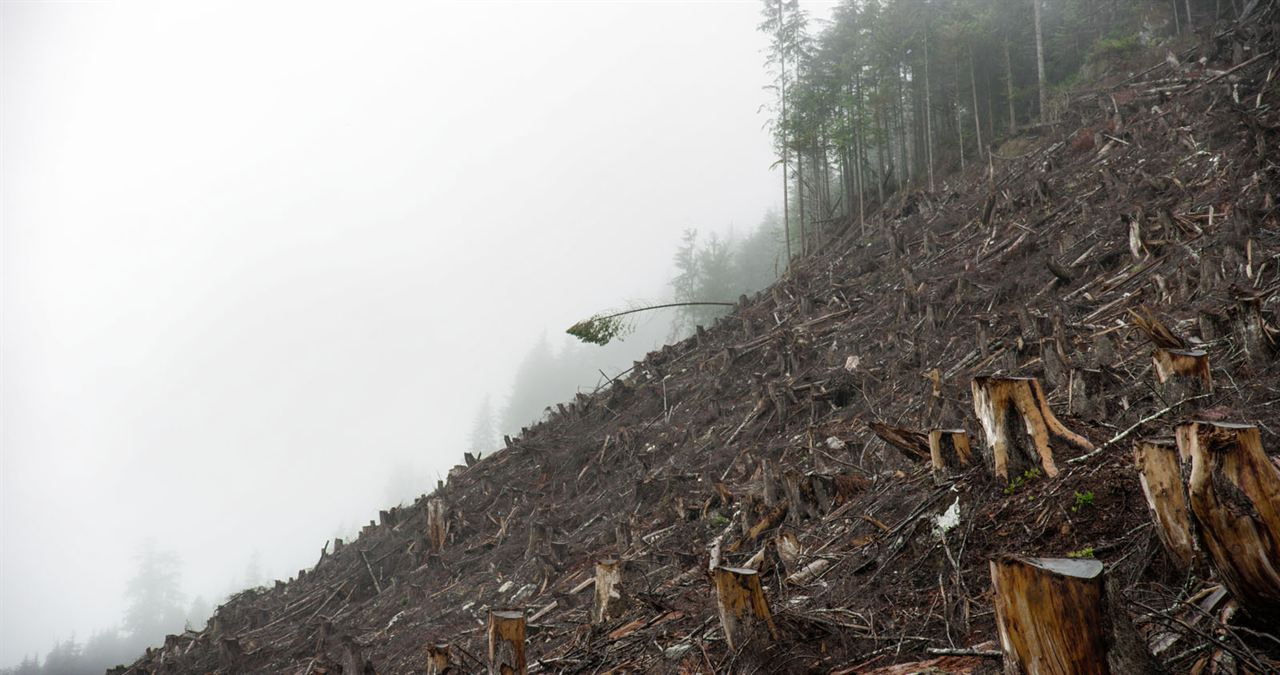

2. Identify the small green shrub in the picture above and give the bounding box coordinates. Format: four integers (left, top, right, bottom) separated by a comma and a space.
1071, 490, 1096, 513
1068, 546, 1096, 559
1004, 467, 1043, 495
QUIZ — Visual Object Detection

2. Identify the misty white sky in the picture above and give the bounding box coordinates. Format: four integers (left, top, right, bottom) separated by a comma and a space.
2, 0, 833, 664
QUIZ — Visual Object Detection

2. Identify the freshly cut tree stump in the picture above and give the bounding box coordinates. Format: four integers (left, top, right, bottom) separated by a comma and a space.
991, 556, 1155, 674
712, 566, 778, 650
426, 643, 452, 674
1151, 348, 1212, 401
426, 498, 448, 553
929, 429, 973, 478
487, 609, 527, 675
592, 558, 625, 624
1133, 438, 1197, 571
972, 377, 1094, 481
1177, 421, 1280, 619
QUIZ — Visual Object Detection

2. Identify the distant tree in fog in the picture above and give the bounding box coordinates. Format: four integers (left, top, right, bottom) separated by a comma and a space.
468, 395, 497, 453
123, 541, 186, 643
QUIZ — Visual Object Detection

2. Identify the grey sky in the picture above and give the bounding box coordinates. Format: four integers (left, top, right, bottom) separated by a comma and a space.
2, 0, 833, 664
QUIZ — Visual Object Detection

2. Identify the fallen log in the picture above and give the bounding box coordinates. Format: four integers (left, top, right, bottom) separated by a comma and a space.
712, 565, 778, 650
1177, 421, 1280, 620
971, 376, 1093, 480
487, 609, 527, 675
870, 422, 932, 463
1133, 438, 1197, 571
990, 556, 1156, 674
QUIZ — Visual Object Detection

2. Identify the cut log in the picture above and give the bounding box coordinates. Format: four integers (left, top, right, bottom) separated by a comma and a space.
929, 429, 973, 479
487, 609, 527, 675
1177, 421, 1280, 620
990, 556, 1156, 674
971, 376, 1094, 481
426, 498, 448, 553
870, 422, 932, 463
712, 566, 779, 650
426, 643, 452, 674
1133, 438, 1197, 571
1151, 348, 1212, 402
591, 558, 625, 624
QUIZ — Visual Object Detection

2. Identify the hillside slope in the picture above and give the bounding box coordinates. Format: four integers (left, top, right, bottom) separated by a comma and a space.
119, 9, 1280, 674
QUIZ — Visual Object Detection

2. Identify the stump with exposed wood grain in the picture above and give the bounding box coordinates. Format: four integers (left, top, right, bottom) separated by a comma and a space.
991, 556, 1155, 674
426, 643, 452, 674
712, 566, 778, 650
592, 558, 625, 624
1133, 438, 1197, 571
1177, 421, 1280, 620
972, 376, 1093, 481
929, 429, 973, 479
487, 609, 527, 675
426, 498, 448, 553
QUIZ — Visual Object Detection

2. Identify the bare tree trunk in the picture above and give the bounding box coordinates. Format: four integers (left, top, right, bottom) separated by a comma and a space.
1184, 0, 1195, 32
854, 75, 866, 234
1032, 0, 1048, 123
923, 26, 935, 191
777, 0, 792, 268
971, 48, 985, 161
1004, 37, 1017, 133
797, 150, 806, 256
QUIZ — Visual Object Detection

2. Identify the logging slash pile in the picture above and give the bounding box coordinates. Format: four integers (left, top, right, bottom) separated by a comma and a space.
120, 8, 1280, 675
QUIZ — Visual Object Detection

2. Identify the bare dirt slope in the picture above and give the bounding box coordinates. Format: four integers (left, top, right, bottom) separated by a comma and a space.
119, 9, 1280, 674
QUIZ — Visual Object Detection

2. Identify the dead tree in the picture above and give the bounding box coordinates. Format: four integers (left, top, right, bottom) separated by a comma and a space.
991, 556, 1156, 674
928, 429, 972, 479
487, 609, 527, 675
426, 498, 448, 553
592, 558, 625, 624
971, 376, 1094, 480
712, 566, 779, 650
1133, 438, 1197, 571
1151, 348, 1212, 402
1177, 421, 1280, 619
426, 643, 452, 674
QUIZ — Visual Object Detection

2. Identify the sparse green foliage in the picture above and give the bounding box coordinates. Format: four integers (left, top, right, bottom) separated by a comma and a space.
707, 512, 730, 529
1068, 546, 1096, 559
1003, 467, 1043, 495
567, 314, 633, 347
1071, 490, 1095, 512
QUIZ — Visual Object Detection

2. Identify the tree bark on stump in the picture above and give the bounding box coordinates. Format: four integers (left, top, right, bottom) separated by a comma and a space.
1068, 368, 1107, 421
991, 556, 1155, 674
592, 558, 625, 624
426, 643, 452, 674
1151, 348, 1212, 402
487, 609, 527, 675
426, 498, 448, 553
712, 566, 779, 651
929, 429, 973, 479
972, 376, 1094, 481
1133, 438, 1197, 571
1177, 421, 1280, 620
870, 422, 932, 463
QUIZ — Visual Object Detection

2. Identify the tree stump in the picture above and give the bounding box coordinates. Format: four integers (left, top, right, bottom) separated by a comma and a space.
712, 566, 778, 650
991, 556, 1155, 674
971, 376, 1094, 481
1068, 368, 1107, 421
592, 558, 625, 624
1151, 348, 1212, 402
1040, 338, 1068, 390
426, 643, 452, 674
1133, 438, 1197, 571
487, 609, 527, 675
1177, 421, 1280, 620
426, 498, 448, 553
929, 429, 973, 479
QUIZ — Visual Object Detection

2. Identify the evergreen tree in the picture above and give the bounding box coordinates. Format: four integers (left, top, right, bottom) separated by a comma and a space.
123, 541, 186, 644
